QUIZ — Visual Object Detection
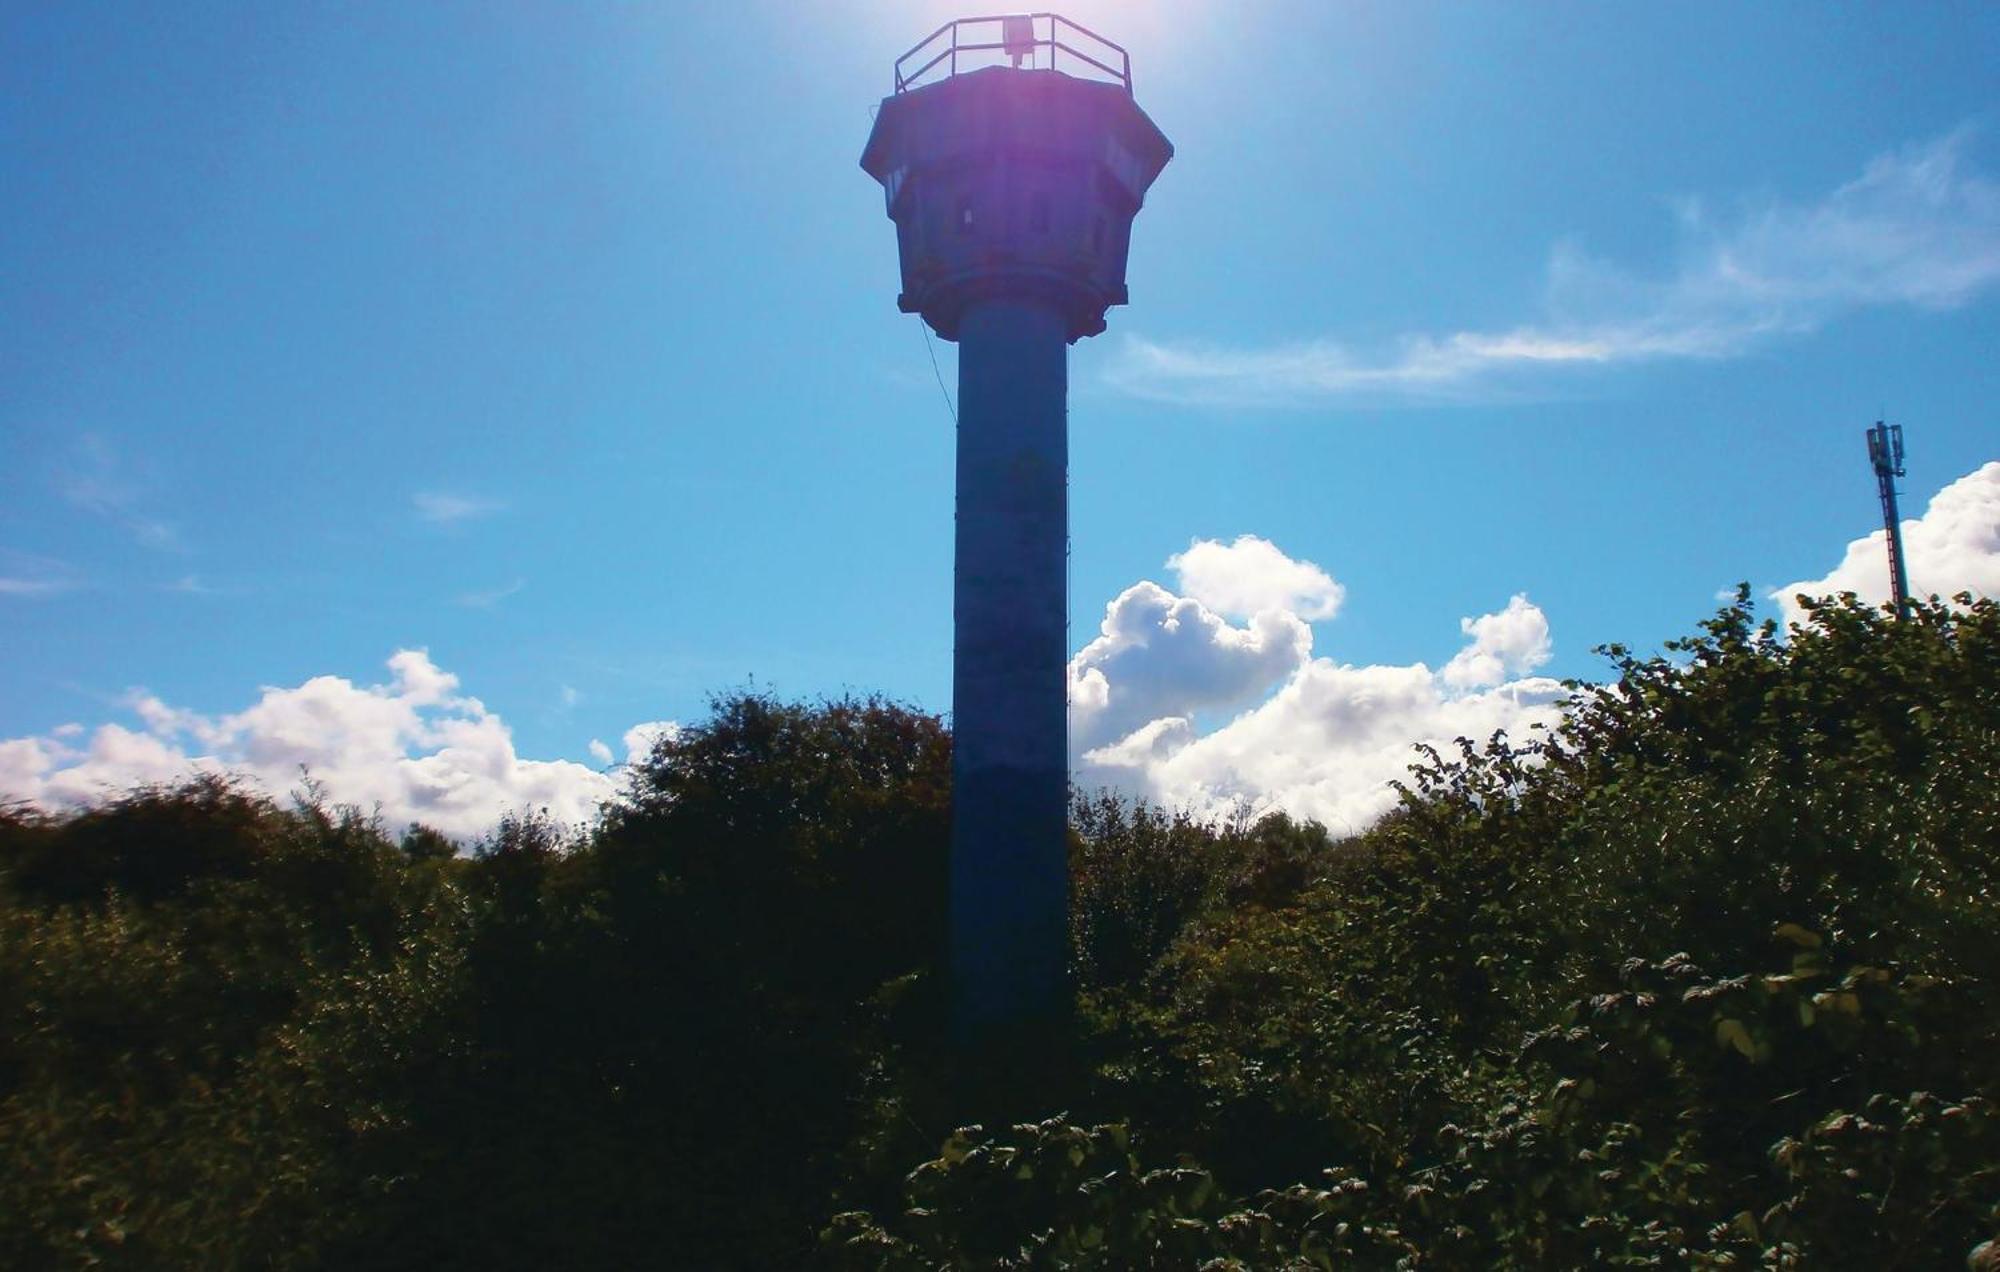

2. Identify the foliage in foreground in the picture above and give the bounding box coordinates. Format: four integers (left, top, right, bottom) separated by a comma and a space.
0, 694, 952, 1268
833, 593, 2000, 1268
2, 594, 1997, 1267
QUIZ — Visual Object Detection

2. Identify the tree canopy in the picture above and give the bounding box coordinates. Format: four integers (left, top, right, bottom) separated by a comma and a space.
3, 595, 1997, 1267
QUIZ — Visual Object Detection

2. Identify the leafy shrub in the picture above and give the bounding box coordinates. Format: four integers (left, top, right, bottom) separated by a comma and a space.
847, 593, 2000, 1267
0, 781, 467, 1268
6, 597, 1998, 1267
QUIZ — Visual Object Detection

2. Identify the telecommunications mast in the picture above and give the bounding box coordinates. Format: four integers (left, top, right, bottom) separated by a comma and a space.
1866, 421, 1912, 616
861, 16, 1173, 1036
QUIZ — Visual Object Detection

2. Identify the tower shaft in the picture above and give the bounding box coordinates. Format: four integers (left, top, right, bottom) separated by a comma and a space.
950, 297, 1070, 1031
861, 17, 1172, 1037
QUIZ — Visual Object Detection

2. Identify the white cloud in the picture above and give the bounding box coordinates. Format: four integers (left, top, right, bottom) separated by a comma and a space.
1167, 534, 1345, 620
1109, 127, 2000, 406
1772, 460, 2000, 627
0, 577, 76, 597
587, 738, 614, 765
1072, 540, 1567, 833
1084, 658, 1569, 834
621, 721, 680, 767
0, 650, 624, 839
1081, 715, 1196, 771
0, 738, 64, 804
1069, 580, 1312, 755
1, 550, 82, 598
162, 575, 227, 596
55, 434, 182, 550
414, 491, 505, 524
1107, 331, 1605, 408
34, 725, 211, 804
388, 648, 460, 704
1441, 593, 1553, 689
456, 578, 525, 608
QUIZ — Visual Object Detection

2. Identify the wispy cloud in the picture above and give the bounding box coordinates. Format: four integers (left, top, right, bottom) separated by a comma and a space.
414, 491, 505, 525
0, 577, 76, 597
1108, 127, 2000, 407
160, 574, 236, 597
55, 435, 183, 549
456, 577, 526, 608
0, 550, 81, 598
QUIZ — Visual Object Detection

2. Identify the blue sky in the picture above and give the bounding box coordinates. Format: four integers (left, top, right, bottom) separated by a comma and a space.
5, 3, 1997, 834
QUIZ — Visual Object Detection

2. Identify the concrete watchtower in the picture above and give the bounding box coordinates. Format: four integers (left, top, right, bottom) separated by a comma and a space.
861, 15, 1172, 1035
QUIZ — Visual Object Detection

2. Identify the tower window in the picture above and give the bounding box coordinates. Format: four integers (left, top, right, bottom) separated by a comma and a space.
958, 199, 975, 234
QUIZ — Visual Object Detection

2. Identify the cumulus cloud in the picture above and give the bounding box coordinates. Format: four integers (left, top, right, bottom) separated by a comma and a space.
1085, 659, 1569, 834
587, 738, 615, 765
1109, 127, 2000, 406
1441, 593, 1553, 689
1072, 539, 1567, 832
0, 650, 635, 839
1, 738, 73, 802
1068, 580, 1313, 755
1772, 461, 2000, 627
621, 721, 680, 767
1167, 534, 1345, 620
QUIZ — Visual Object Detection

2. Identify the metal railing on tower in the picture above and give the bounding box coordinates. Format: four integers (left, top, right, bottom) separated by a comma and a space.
894, 13, 1134, 94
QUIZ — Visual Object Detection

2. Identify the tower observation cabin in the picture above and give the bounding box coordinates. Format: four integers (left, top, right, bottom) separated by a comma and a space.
861, 16, 1173, 1039
862, 14, 1173, 342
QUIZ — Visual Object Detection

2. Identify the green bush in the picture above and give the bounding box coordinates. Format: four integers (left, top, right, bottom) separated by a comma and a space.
847, 593, 2000, 1267
4, 597, 1997, 1266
